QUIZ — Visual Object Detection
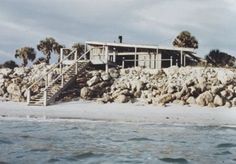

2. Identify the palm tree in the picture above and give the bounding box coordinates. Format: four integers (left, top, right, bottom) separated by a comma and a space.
15, 47, 36, 67
205, 49, 236, 67
72, 43, 85, 57
173, 31, 198, 49
37, 37, 63, 64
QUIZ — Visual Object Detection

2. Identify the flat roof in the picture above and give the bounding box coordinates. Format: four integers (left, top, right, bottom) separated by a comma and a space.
86, 41, 195, 52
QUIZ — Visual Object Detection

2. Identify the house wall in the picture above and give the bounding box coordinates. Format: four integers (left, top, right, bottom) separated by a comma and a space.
86, 43, 192, 69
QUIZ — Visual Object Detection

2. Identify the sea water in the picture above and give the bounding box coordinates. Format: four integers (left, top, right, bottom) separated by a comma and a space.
0, 119, 236, 164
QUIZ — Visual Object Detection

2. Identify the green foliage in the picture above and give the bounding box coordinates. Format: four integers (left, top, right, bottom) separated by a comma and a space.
37, 37, 63, 64
173, 31, 198, 49
2, 60, 18, 69
205, 49, 236, 67
15, 47, 36, 67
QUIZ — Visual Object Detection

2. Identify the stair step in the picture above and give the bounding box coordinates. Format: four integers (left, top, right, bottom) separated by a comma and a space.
27, 60, 90, 106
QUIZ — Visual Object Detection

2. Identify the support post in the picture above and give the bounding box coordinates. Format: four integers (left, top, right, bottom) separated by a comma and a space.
61, 75, 64, 87
60, 49, 63, 74
43, 91, 47, 106
144, 56, 146, 68
75, 50, 78, 75
180, 50, 183, 67
45, 74, 49, 87
149, 52, 151, 68
154, 52, 156, 69
134, 47, 136, 67
27, 89, 30, 105
170, 56, 173, 67
84, 44, 87, 60
122, 57, 125, 69
183, 53, 186, 67
176, 59, 178, 66
105, 46, 109, 73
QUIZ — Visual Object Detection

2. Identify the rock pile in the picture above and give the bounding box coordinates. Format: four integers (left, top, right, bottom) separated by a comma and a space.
1, 64, 236, 108
83, 66, 236, 108
0, 64, 53, 102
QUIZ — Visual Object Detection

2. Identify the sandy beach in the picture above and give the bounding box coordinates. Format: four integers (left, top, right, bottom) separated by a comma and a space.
0, 101, 236, 126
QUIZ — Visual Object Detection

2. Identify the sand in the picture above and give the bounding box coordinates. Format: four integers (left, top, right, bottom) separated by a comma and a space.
0, 101, 236, 126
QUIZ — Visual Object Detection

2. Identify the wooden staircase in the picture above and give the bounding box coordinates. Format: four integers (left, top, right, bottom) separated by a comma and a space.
26, 49, 91, 106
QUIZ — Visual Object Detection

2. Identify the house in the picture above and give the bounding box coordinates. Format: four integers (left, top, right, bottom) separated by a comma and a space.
85, 41, 198, 71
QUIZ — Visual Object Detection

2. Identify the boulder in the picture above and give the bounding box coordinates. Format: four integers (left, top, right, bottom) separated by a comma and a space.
131, 80, 144, 92
196, 91, 213, 106
7, 83, 21, 96
0, 68, 12, 76
80, 87, 92, 99
114, 94, 129, 103
213, 95, 224, 106
186, 96, 196, 105
231, 98, 236, 107
109, 68, 120, 78
87, 76, 101, 87
217, 69, 235, 84
155, 94, 174, 104
225, 101, 232, 108
98, 94, 112, 103
101, 72, 111, 81
13, 67, 29, 76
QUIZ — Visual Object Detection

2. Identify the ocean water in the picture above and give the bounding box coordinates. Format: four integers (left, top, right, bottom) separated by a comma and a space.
0, 119, 236, 164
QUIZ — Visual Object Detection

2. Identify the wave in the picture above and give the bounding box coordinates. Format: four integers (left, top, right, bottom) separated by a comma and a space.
159, 157, 188, 163
128, 137, 155, 141
216, 143, 236, 148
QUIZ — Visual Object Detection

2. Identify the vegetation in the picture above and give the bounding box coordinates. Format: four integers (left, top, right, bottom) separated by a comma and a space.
72, 43, 85, 56
205, 49, 236, 67
173, 31, 198, 49
72, 43, 85, 57
15, 47, 36, 66
3, 60, 18, 69
33, 57, 47, 65
37, 37, 63, 64
0, 60, 18, 69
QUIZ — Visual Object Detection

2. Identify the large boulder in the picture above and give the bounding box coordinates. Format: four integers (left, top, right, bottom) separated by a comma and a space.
231, 98, 236, 107
87, 76, 101, 87
186, 96, 196, 105
130, 80, 144, 92
0, 68, 12, 76
6, 83, 22, 101
196, 91, 214, 106
217, 69, 235, 85
80, 87, 92, 99
13, 67, 30, 76
7, 83, 21, 96
213, 95, 224, 106
101, 72, 111, 81
114, 94, 129, 103
109, 68, 120, 78
154, 94, 174, 105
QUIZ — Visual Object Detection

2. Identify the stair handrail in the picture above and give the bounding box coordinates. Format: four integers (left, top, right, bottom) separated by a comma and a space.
42, 49, 91, 92
27, 49, 77, 90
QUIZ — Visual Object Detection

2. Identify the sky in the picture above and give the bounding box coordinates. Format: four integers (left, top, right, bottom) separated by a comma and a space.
0, 0, 236, 63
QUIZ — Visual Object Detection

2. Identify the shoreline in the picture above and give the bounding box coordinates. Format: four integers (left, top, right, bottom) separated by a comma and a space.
0, 101, 236, 126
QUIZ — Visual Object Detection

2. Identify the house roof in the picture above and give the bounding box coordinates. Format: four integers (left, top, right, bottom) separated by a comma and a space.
85, 41, 195, 52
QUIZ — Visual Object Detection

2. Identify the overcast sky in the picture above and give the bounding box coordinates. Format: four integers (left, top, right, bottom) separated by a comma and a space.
0, 0, 236, 63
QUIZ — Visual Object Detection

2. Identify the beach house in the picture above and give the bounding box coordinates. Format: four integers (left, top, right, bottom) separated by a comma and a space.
85, 40, 198, 72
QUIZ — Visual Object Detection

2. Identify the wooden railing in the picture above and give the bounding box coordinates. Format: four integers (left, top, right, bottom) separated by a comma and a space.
121, 56, 175, 69
26, 48, 91, 106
